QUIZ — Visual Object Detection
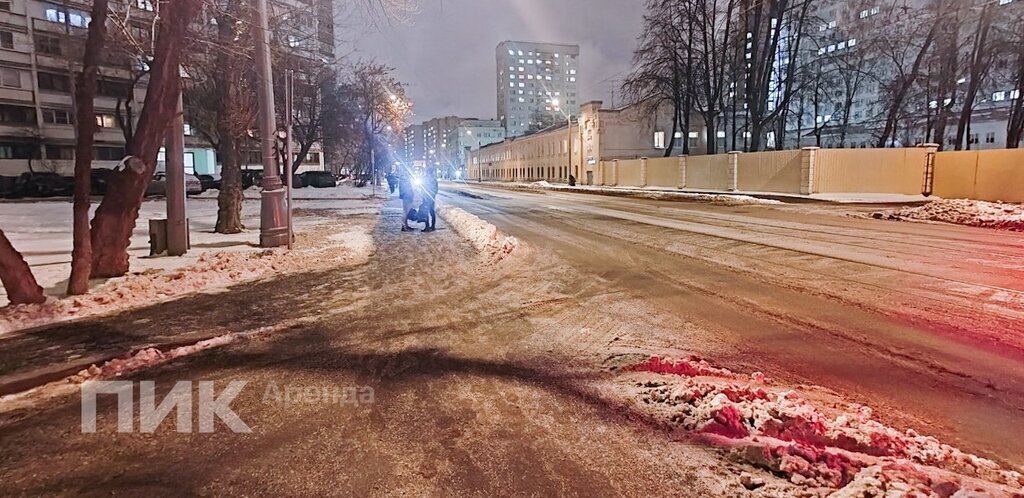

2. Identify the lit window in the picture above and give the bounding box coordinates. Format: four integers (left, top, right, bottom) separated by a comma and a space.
654, 131, 666, 149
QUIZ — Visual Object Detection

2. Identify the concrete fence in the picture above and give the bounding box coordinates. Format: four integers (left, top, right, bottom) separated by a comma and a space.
588, 147, 1024, 202
934, 149, 1024, 203
814, 147, 932, 195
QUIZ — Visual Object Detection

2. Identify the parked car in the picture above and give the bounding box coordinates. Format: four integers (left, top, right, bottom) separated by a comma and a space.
0, 175, 23, 198
300, 171, 338, 188
281, 173, 306, 189
241, 170, 264, 190
20, 172, 74, 197
195, 174, 221, 191
146, 172, 204, 197
90, 168, 117, 196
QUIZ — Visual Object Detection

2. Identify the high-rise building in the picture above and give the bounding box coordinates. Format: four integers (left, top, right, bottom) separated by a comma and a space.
402, 124, 427, 166
497, 41, 580, 138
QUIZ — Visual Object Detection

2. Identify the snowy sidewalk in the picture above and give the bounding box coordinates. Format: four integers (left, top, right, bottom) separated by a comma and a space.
0, 185, 385, 394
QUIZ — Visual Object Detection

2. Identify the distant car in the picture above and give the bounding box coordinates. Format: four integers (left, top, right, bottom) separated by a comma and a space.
195, 174, 221, 191
299, 171, 337, 188
146, 172, 203, 197
20, 172, 74, 197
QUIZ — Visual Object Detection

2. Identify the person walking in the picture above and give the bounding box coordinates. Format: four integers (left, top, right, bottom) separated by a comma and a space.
420, 166, 439, 232
398, 170, 415, 232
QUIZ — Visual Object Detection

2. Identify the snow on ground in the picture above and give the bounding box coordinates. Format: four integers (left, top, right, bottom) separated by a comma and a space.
507, 181, 784, 206
613, 356, 1024, 496
438, 206, 521, 261
875, 199, 1024, 231
0, 184, 383, 334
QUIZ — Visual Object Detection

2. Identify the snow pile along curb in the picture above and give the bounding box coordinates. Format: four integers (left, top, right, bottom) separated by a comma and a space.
875, 199, 1024, 231
0, 220, 375, 336
517, 182, 783, 206
439, 206, 520, 261
618, 356, 1024, 496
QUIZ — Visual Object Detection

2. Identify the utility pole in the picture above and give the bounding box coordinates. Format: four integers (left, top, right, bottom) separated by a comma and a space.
370, 95, 376, 198
285, 70, 294, 249
166, 84, 188, 256
255, 0, 287, 248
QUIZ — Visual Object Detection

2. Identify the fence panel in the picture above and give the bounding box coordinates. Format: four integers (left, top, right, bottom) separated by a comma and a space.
616, 159, 643, 187
934, 149, 1024, 202
814, 148, 926, 194
686, 155, 731, 190
646, 157, 680, 187
736, 150, 802, 193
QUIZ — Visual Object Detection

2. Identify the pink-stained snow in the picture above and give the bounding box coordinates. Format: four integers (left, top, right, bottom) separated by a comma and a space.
878, 199, 1024, 231
618, 356, 1024, 496
439, 206, 521, 261
0, 185, 382, 334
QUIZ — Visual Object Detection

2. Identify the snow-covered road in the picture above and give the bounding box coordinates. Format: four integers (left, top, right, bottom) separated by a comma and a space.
1, 186, 1022, 496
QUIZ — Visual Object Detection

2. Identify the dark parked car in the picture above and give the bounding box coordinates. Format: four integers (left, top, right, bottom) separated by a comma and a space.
20, 172, 74, 197
282, 173, 306, 189
0, 175, 23, 198
146, 172, 204, 197
195, 174, 221, 191
90, 168, 117, 196
301, 171, 337, 188
241, 170, 264, 190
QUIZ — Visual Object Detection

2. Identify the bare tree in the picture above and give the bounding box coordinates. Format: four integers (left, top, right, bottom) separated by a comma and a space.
1009, 16, 1024, 148
0, 230, 44, 305
953, 1, 998, 150
90, 0, 203, 278
68, 0, 111, 295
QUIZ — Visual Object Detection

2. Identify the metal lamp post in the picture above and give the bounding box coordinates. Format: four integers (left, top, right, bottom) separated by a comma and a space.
255, 0, 287, 248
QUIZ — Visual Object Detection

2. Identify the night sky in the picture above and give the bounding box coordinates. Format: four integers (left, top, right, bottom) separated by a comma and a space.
349, 0, 645, 122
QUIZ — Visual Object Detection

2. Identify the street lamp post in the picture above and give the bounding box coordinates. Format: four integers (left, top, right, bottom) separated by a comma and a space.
255, 0, 287, 248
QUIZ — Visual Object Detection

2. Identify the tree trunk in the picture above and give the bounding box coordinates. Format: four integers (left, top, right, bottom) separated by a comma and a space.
216, 137, 245, 233
68, 0, 109, 296
214, 2, 245, 234
90, 0, 202, 278
0, 230, 44, 305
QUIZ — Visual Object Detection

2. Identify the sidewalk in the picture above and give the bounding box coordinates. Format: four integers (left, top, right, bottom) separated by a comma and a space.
451, 180, 933, 205
0, 186, 384, 397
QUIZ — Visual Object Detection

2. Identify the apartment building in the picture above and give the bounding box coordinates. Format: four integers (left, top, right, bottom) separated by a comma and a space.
0, 0, 333, 179
788, 0, 1023, 150
496, 41, 580, 138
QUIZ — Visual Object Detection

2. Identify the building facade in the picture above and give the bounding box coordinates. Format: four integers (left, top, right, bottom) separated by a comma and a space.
0, 0, 331, 179
468, 101, 707, 185
496, 41, 580, 138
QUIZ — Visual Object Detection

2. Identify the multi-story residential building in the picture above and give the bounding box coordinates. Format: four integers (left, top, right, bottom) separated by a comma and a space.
452, 119, 504, 176
786, 0, 1023, 151
496, 41, 580, 138
0, 0, 332, 179
402, 123, 427, 166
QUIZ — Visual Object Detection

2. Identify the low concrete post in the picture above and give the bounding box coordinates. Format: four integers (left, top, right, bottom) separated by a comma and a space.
727, 151, 740, 191
639, 157, 648, 188
612, 159, 619, 187
800, 147, 819, 195
678, 155, 687, 189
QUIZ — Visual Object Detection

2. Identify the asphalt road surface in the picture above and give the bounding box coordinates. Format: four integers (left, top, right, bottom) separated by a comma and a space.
0, 185, 1022, 496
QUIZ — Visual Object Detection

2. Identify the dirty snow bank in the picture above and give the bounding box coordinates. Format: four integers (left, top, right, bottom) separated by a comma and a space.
439, 206, 520, 261
618, 356, 1024, 496
515, 182, 783, 206
0, 216, 376, 336
875, 199, 1024, 231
